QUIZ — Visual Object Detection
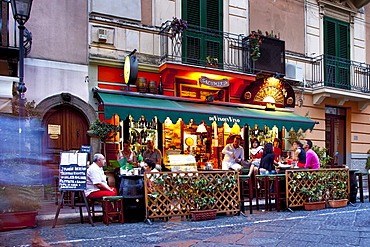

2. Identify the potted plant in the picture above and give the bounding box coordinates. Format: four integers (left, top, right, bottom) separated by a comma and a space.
89, 119, 120, 167
0, 184, 41, 231
327, 172, 348, 208
290, 171, 326, 210
311, 145, 333, 168
168, 17, 188, 39
148, 172, 238, 221
206, 56, 219, 67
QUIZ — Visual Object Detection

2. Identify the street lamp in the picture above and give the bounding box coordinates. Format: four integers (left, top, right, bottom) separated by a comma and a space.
10, 0, 33, 149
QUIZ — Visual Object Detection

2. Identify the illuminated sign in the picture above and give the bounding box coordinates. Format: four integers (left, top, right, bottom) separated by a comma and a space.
199, 76, 229, 88
208, 115, 241, 123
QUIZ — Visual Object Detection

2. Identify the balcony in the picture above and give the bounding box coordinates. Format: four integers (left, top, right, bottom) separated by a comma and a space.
309, 54, 370, 109
159, 21, 253, 74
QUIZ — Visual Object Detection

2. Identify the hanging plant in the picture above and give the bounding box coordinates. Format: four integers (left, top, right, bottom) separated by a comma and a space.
249, 30, 263, 61
168, 17, 188, 39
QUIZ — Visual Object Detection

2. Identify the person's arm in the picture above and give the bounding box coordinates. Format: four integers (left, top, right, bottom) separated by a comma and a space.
96, 183, 114, 191
305, 151, 312, 168
222, 144, 233, 156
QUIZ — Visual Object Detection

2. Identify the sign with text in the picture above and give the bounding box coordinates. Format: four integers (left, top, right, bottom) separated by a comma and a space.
199, 76, 229, 88
59, 152, 87, 191
80, 145, 92, 153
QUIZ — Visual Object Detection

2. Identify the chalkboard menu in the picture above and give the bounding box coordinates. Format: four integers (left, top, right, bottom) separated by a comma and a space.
59, 152, 88, 191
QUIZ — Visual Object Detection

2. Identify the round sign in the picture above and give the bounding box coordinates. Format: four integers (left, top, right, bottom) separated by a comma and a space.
124, 56, 131, 84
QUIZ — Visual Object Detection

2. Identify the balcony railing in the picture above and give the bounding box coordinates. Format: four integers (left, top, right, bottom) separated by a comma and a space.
311, 54, 370, 93
159, 21, 253, 74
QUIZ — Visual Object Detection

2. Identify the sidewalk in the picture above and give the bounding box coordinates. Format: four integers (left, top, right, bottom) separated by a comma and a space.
39, 185, 369, 227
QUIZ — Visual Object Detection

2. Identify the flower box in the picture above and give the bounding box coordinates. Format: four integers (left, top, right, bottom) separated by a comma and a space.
303, 201, 326, 211
328, 199, 348, 208
191, 209, 217, 221
0, 211, 38, 231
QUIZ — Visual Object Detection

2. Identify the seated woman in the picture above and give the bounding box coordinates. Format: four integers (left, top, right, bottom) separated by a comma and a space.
143, 158, 159, 173
247, 139, 264, 176
259, 143, 277, 175
292, 140, 306, 168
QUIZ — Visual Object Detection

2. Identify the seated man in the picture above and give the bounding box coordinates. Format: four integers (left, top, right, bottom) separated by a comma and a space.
85, 153, 117, 199
221, 135, 243, 171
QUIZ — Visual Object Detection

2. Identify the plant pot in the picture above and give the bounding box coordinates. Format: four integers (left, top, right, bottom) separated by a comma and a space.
0, 211, 38, 231
191, 209, 217, 221
328, 199, 348, 208
303, 201, 326, 211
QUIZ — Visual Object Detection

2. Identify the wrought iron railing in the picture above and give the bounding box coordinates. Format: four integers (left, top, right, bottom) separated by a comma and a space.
159, 21, 253, 73
311, 54, 370, 93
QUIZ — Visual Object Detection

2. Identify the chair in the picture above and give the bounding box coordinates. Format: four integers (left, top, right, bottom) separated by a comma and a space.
102, 196, 124, 225
85, 197, 104, 223
239, 175, 254, 214
267, 174, 286, 212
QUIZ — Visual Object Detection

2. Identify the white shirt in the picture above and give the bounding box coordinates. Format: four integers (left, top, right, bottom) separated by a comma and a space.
85, 162, 108, 197
222, 143, 244, 170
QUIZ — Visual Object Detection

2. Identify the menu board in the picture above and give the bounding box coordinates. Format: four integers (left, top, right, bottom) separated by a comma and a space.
59, 152, 87, 191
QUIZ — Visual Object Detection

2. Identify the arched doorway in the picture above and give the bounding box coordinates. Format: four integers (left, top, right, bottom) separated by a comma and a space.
42, 105, 90, 177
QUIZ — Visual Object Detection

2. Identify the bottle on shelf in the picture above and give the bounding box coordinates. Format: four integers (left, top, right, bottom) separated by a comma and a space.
158, 76, 163, 95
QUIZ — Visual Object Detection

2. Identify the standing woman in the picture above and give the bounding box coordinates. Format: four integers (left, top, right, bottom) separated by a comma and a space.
118, 140, 137, 165
292, 140, 306, 167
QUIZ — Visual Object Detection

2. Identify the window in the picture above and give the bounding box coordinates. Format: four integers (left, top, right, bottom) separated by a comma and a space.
182, 0, 223, 66
324, 17, 350, 89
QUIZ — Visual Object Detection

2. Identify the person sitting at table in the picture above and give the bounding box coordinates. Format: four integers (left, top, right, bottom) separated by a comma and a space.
143, 158, 159, 173
259, 143, 277, 174
118, 140, 136, 165
273, 138, 282, 163
221, 135, 243, 171
247, 139, 264, 176
303, 139, 320, 169
85, 153, 117, 199
143, 140, 162, 171
292, 140, 306, 168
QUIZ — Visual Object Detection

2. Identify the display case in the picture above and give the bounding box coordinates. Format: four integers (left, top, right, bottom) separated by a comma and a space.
164, 154, 197, 171
127, 115, 158, 155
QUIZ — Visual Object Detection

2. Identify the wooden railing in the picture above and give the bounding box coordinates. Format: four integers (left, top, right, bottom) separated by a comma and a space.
285, 168, 349, 208
144, 171, 240, 219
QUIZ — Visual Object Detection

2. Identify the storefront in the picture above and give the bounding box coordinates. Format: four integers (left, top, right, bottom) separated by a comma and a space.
93, 76, 316, 170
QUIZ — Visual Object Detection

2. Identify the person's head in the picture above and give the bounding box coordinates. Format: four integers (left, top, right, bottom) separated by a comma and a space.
251, 138, 260, 148
233, 136, 242, 147
293, 140, 303, 149
273, 138, 280, 148
147, 140, 154, 150
143, 158, 156, 172
303, 139, 313, 150
263, 143, 273, 155
92, 153, 106, 167
123, 140, 131, 151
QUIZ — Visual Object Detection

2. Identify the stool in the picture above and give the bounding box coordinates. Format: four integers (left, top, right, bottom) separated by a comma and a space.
255, 175, 270, 211
86, 198, 104, 223
102, 196, 124, 225
355, 172, 368, 203
267, 174, 286, 212
239, 175, 254, 214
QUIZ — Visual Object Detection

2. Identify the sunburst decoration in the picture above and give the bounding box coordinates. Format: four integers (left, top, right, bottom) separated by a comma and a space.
254, 77, 285, 104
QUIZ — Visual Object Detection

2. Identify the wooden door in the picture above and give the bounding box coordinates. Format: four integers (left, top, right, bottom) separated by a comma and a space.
42, 106, 90, 177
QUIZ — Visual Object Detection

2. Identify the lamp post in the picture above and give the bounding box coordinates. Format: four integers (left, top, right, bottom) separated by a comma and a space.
10, 0, 33, 150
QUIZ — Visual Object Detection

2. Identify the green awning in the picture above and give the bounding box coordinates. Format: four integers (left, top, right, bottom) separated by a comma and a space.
97, 92, 316, 131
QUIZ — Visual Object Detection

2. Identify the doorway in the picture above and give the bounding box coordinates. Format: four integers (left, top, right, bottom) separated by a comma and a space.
42, 105, 90, 177
325, 106, 346, 167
